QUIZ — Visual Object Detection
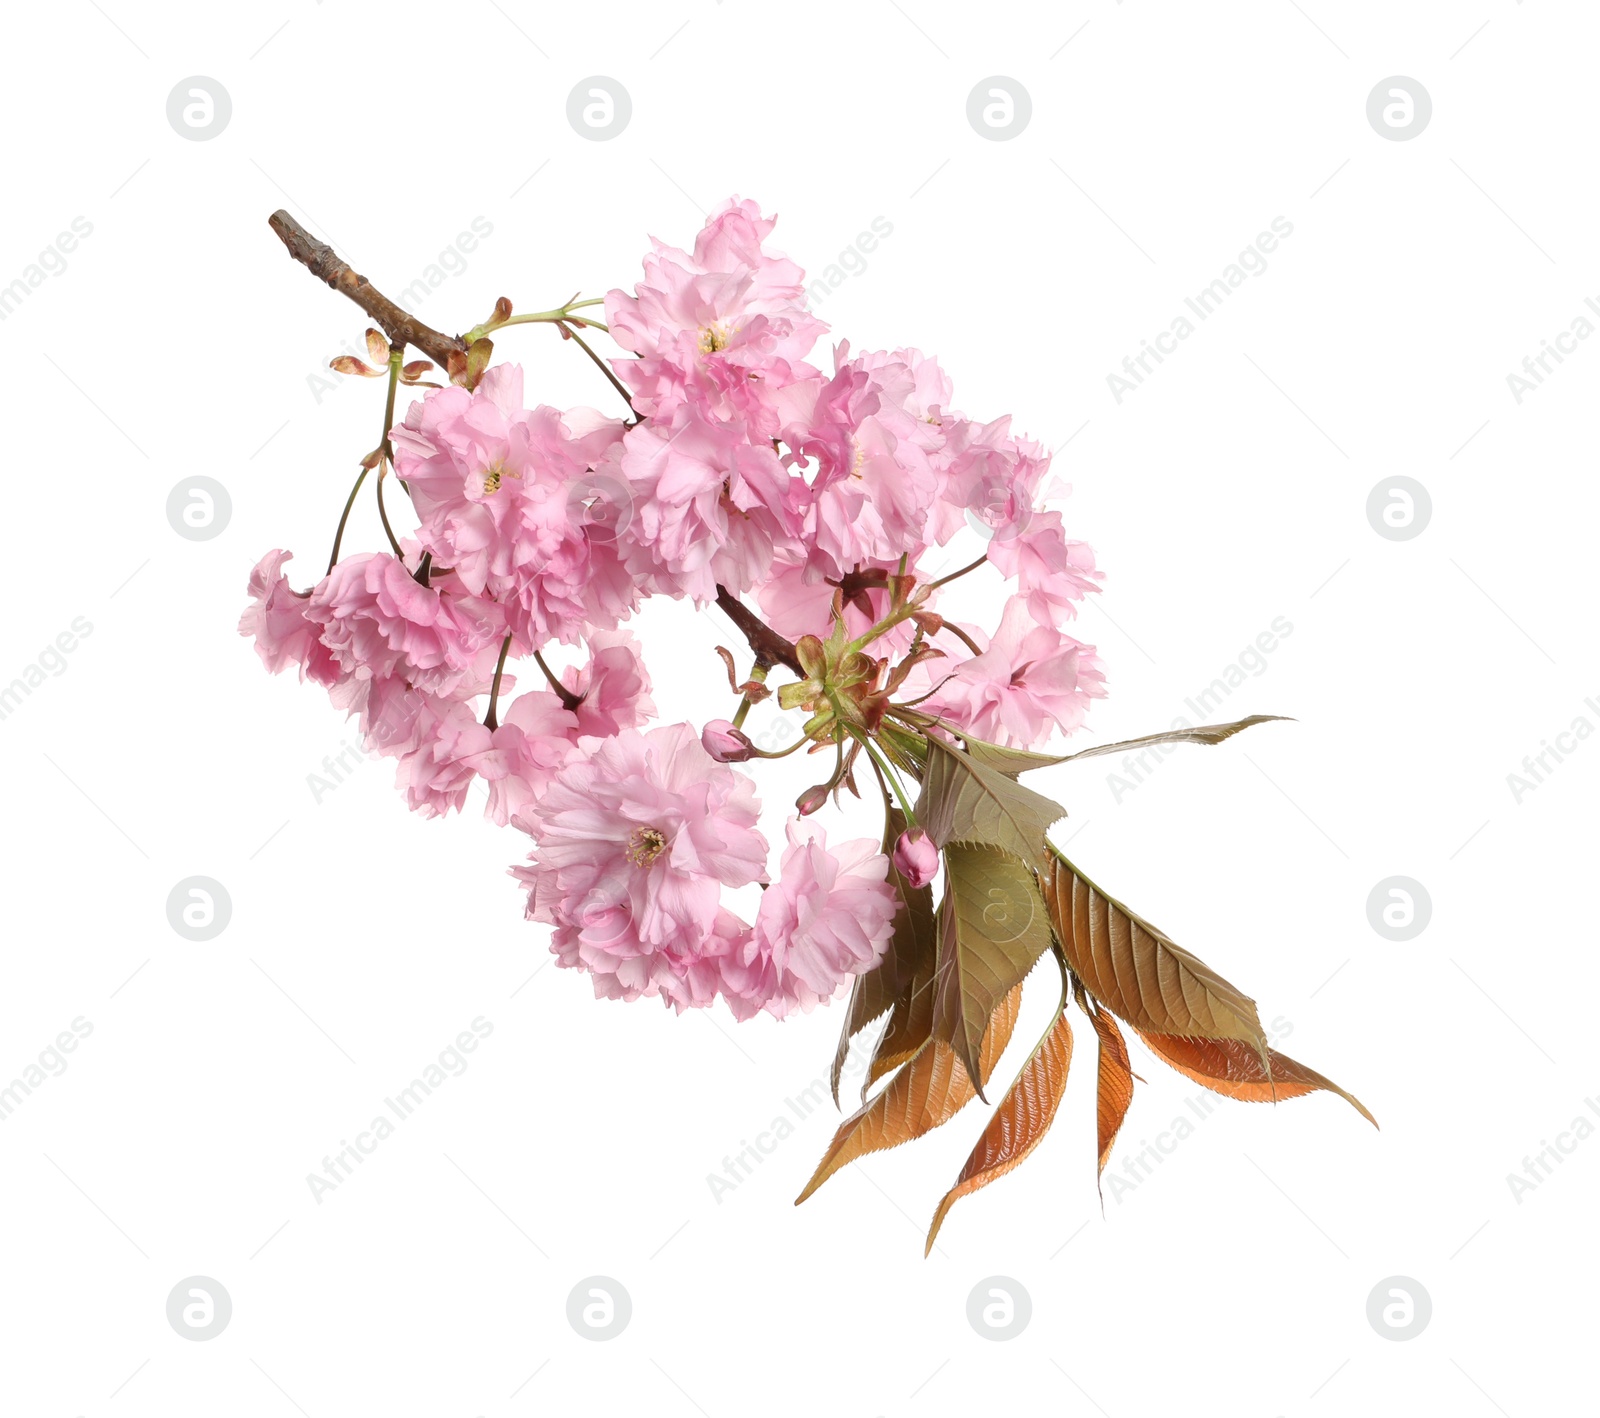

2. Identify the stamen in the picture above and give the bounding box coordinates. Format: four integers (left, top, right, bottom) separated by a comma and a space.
627, 825, 669, 866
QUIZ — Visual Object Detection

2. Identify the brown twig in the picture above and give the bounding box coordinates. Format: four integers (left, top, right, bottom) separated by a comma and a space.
267, 211, 466, 368
715, 585, 802, 675
268, 209, 801, 680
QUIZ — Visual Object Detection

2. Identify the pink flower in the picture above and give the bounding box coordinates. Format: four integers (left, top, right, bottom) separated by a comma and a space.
701, 720, 753, 763
239, 550, 342, 685
308, 552, 505, 696
892, 827, 939, 888
918, 597, 1106, 748
754, 558, 927, 656
390, 365, 633, 645
559, 628, 656, 739
606, 198, 825, 435
514, 724, 768, 1010
722, 820, 898, 1020
928, 416, 1051, 548
470, 691, 584, 828
394, 699, 493, 818
616, 413, 802, 602
327, 673, 492, 819
985, 510, 1101, 628
776, 347, 940, 579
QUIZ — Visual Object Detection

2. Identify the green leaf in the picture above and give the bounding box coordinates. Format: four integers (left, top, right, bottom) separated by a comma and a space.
957, 740, 1070, 778
932, 842, 1054, 1098
1057, 714, 1290, 765
878, 722, 930, 781
464, 336, 494, 388
915, 736, 1065, 868
831, 808, 937, 1105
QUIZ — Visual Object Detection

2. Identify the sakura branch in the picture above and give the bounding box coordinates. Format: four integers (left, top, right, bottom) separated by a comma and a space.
244, 199, 1372, 1252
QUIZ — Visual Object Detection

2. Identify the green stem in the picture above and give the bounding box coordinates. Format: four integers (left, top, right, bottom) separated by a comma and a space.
729, 664, 769, 730
325, 464, 370, 573
374, 351, 406, 558
749, 731, 810, 760
375, 466, 404, 559
855, 732, 917, 825
464, 300, 608, 344
842, 602, 920, 658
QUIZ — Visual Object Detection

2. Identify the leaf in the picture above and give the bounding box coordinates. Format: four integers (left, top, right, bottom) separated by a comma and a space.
878, 722, 929, 781
925, 999, 1075, 1253
944, 715, 1287, 780
959, 739, 1069, 778
329, 355, 377, 377
1084, 997, 1136, 1190
1137, 1032, 1376, 1127
933, 843, 1053, 1098
400, 359, 435, 382
464, 336, 494, 389
916, 735, 1065, 867
364, 327, 390, 364
831, 808, 936, 1105
1058, 715, 1290, 765
864, 931, 938, 1094
1042, 847, 1270, 1065
797, 986, 1022, 1205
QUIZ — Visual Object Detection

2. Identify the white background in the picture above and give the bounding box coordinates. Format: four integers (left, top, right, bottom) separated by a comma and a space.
2, 1, 1595, 1414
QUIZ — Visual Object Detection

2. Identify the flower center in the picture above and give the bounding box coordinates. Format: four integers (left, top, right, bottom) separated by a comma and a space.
626, 825, 669, 867
698, 323, 730, 354
482, 460, 521, 495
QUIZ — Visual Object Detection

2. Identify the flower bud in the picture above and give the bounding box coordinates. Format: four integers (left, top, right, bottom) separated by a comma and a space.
702, 719, 754, 763
892, 827, 939, 888
795, 783, 831, 816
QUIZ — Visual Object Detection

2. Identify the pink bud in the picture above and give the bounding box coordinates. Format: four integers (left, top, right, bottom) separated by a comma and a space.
701, 719, 753, 763
892, 828, 939, 888
795, 783, 830, 816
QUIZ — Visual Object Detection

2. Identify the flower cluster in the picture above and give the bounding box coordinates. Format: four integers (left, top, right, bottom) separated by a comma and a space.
242, 198, 1104, 1020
